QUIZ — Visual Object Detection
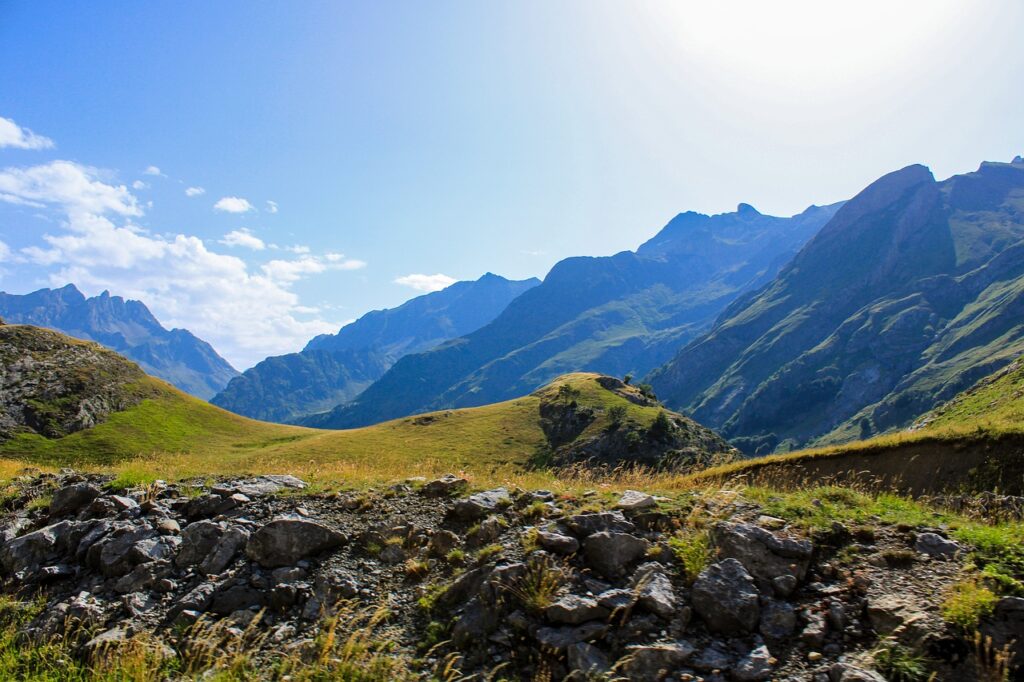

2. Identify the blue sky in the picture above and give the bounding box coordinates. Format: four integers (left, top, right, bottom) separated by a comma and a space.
1, 1, 1023, 368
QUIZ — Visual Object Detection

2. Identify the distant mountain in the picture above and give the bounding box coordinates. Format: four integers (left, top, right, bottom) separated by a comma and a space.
211, 273, 540, 423
649, 158, 1024, 453
306, 202, 841, 429
0, 285, 237, 400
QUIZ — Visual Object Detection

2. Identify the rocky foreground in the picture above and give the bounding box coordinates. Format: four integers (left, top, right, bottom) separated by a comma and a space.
0, 470, 1021, 681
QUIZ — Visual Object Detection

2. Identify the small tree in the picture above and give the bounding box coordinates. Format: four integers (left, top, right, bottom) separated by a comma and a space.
648, 410, 674, 439
623, 374, 633, 385
606, 405, 628, 427
557, 384, 580, 404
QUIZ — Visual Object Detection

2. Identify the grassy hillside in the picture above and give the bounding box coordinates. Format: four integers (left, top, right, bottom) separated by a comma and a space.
685, 356, 1024, 495
0, 371, 724, 486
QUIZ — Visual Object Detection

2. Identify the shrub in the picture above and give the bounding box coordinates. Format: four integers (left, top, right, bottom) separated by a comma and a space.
504, 555, 565, 615
606, 405, 628, 428
871, 638, 930, 682
942, 580, 998, 630
669, 530, 712, 585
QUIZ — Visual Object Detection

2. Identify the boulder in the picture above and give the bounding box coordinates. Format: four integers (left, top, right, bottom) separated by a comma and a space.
567, 641, 611, 676
712, 522, 813, 582
584, 531, 649, 578
49, 483, 101, 517
535, 622, 607, 651
631, 563, 677, 619
613, 641, 695, 680
732, 642, 774, 681
566, 511, 635, 537
175, 520, 225, 568
0, 520, 77, 574
428, 530, 460, 557
200, 525, 249, 574
979, 597, 1024, 677
452, 488, 510, 521
536, 530, 579, 555
691, 558, 760, 635
245, 518, 345, 568
759, 599, 797, 639
616, 490, 657, 512
546, 594, 608, 624
421, 474, 468, 498
913, 532, 960, 559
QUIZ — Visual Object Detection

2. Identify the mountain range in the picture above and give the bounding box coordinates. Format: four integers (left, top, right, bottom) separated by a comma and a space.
211, 273, 539, 422
0, 284, 237, 399
650, 158, 1024, 453
303, 202, 841, 428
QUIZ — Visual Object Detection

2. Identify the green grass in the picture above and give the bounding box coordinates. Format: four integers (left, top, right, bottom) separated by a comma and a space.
0, 373, 676, 490
942, 580, 999, 630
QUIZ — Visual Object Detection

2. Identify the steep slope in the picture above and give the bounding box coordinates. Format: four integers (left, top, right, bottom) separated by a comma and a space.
309, 203, 841, 428
211, 273, 539, 422
650, 158, 1024, 453
0, 284, 237, 399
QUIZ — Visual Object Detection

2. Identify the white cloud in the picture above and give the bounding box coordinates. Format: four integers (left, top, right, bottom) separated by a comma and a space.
394, 273, 457, 292
220, 228, 266, 251
286, 244, 311, 254
266, 200, 278, 214
262, 254, 366, 283
0, 116, 54, 150
2, 161, 362, 369
185, 186, 205, 197
0, 240, 10, 262
143, 165, 163, 176
213, 196, 254, 213
0, 160, 141, 217
132, 180, 148, 190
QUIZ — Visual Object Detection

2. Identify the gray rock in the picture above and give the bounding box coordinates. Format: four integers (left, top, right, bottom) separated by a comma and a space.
980, 596, 1024, 677
452, 596, 501, 646
829, 663, 887, 682
421, 474, 469, 498
713, 522, 813, 582
49, 483, 100, 517
0, 520, 76, 574
566, 511, 636, 537
567, 641, 611, 676
175, 520, 225, 568
584, 531, 649, 578
914, 532, 960, 559
691, 558, 760, 635
212, 475, 306, 497
691, 643, 734, 672
535, 622, 607, 650
759, 599, 797, 639
246, 518, 345, 568
93, 525, 178, 577
428, 530, 460, 557
801, 611, 828, 648
613, 641, 695, 680
211, 584, 266, 615
379, 543, 407, 564
866, 595, 921, 636
199, 525, 249, 574
732, 642, 774, 681
772, 574, 798, 597
616, 490, 657, 511
546, 594, 608, 624
536, 530, 579, 554
453, 488, 509, 521
631, 563, 677, 619
597, 588, 635, 611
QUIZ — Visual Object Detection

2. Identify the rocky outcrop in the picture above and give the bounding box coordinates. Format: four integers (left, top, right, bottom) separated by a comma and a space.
0, 470, 1011, 680
0, 325, 151, 439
